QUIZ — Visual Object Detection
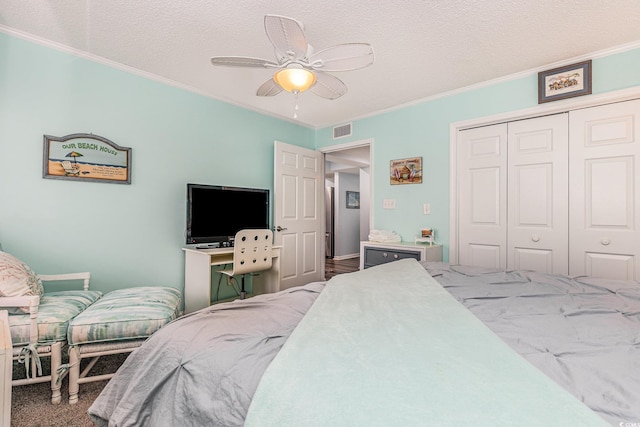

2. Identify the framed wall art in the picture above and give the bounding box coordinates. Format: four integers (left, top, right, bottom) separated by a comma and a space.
346, 191, 360, 209
390, 157, 422, 185
43, 133, 132, 184
538, 60, 592, 103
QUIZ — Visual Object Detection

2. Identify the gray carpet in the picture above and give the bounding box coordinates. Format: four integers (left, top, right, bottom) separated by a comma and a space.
10, 354, 128, 427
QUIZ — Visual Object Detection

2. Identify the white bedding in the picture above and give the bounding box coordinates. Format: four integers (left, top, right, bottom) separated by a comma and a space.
245, 259, 607, 426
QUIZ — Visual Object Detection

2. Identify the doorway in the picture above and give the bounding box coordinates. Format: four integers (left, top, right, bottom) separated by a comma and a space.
321, 139, 372, 278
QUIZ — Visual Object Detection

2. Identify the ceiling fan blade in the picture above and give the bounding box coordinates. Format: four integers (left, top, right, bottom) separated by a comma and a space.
310, 72, 347, 100
309, 43, 375, 72
264, 14, 308, 62
211, 56, 279, 68
257, 78, 284, 97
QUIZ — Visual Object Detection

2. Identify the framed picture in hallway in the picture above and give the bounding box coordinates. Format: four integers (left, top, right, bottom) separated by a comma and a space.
346, 191, 360, 209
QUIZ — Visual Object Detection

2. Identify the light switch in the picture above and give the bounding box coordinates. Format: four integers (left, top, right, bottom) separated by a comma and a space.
423, 203, 431, 214
383, 199, 396, 209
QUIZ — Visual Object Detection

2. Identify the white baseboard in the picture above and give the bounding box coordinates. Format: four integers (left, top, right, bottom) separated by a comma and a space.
332, 253, 359, 261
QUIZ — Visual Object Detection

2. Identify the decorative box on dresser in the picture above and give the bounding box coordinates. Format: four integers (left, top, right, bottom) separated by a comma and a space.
360, 241, 443, 270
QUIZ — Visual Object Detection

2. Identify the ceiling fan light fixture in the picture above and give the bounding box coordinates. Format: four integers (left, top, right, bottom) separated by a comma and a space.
274, 68, 316, 93
210, 15, 371, 101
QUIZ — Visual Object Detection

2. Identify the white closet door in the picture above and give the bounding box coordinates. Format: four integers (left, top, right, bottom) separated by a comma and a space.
457, 124, 508, 268
569, 99, 640, 280
507, 114, 569, 274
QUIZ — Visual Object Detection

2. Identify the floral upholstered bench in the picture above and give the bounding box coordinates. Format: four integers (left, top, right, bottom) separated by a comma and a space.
9, 283, 102, 403
0, 250, 101, 404
65, 286, 182, 404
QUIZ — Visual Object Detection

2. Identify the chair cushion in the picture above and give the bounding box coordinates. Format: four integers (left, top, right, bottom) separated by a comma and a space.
9, 290, 103, 346
67, 286, 182, 346
0, 251, 45, 313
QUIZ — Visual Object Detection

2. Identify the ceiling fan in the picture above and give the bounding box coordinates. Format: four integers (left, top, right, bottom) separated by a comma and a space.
210, 14, 374, 100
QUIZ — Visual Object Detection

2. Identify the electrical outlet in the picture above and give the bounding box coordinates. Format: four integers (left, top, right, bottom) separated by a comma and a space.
423, 203, 431, 214
383, 199, 396, 209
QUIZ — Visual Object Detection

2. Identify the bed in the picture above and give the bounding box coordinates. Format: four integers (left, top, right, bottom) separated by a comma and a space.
88, 259, 639, 426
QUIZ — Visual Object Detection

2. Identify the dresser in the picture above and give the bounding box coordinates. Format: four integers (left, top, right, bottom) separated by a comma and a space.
360, 241, 442, 269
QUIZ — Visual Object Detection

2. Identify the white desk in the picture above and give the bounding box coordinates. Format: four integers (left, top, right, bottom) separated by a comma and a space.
182, 246, 281, 314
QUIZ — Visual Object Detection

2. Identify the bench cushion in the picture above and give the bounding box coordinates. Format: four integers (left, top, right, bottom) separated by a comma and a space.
67, 287, 182, 346
9, 290, 103, 346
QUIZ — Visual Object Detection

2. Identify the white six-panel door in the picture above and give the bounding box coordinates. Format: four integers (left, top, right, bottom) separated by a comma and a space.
457, 124, 508, 269
273, 141, 325, 289
569, 99, 640, 280
507, 114, 568, 275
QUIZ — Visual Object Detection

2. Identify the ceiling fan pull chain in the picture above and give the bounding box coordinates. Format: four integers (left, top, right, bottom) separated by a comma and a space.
293, 91, 300, 119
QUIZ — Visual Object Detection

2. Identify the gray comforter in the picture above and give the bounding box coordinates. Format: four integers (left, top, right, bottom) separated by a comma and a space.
88, 282, 325, 427
89, 263, 639, 426
423, 262, 640, 426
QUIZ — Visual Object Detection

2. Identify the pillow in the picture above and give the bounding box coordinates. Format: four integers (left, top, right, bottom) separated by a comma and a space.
0, 251, 44, 312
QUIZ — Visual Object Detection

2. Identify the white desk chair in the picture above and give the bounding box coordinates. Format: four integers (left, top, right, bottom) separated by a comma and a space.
220, 229, 273, 299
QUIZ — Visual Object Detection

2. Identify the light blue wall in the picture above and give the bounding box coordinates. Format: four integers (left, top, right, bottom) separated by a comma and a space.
2, 31, 639, 292
316, 47, 640, 261
0, 33, 314, 295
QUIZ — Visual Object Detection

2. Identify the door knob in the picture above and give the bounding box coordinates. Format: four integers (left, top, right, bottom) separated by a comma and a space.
275, 226, 288, 232
601, 238, 611, 246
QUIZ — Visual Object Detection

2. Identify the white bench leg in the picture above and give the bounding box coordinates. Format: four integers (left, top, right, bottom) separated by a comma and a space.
68, 346, 80, 405
50, 342, 62, 404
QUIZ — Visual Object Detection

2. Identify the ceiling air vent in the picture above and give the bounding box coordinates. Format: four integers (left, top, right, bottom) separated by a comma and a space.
333, 123, 352, 139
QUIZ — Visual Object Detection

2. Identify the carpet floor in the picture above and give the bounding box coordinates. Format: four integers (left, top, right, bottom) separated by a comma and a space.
10, 353, 128, 427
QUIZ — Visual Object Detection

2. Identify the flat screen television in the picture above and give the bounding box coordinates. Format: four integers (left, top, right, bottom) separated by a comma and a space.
186, 183, 270, 245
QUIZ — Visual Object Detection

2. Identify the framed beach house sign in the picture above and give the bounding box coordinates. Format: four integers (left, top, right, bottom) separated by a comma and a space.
43, 133, 132, 184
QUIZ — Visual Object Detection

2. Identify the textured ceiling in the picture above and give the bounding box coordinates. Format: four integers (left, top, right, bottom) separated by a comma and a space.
1, 1, 640, 128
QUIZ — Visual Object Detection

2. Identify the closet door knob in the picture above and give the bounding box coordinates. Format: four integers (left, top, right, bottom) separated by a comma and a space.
531, 235, 540, 242
601, 238, 611, 246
